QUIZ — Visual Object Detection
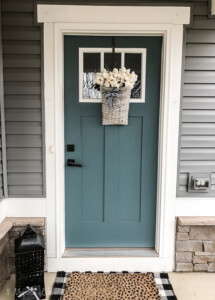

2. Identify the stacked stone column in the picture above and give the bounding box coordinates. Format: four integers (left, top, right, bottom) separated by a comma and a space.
0, 233, 10, 290
176, 217, 215, 272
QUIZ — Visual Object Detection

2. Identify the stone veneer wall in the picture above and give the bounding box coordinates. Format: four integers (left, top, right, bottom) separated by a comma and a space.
176, 217, 215, 272
0, 233, 10, 290
0, 218, 46, 291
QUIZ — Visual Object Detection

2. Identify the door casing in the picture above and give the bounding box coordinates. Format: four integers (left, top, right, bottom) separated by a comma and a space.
38, 4, 190, 272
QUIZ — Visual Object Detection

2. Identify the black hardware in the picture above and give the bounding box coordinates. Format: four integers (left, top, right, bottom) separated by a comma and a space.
67, 159, 82, 167
112, 36, 116, 69
67, 144, 75, 152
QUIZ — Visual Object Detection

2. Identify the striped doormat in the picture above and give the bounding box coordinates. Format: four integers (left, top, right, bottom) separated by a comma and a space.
51, 271, 177, 300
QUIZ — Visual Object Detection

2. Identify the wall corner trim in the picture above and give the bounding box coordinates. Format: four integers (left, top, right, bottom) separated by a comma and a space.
211, 0, 215, 15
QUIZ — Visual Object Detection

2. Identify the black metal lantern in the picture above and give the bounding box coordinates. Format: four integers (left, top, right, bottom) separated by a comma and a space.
15, 225, 45, 299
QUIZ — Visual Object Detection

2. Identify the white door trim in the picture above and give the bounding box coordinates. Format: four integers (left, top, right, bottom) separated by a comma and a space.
38, 4, 190, 272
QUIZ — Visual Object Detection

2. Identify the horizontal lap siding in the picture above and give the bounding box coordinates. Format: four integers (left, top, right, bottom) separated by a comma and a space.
0, 4, 4, 199
1, 0, 214, 197
1, 0, 44, 196
178, 0, 215, 196
0, 115, 4, 199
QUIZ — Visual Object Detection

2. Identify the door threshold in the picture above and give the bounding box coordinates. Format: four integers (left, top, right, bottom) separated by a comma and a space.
63, 248, 158, 258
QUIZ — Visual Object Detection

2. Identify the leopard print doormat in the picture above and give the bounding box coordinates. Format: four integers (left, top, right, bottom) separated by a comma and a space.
51, 271, 177, 300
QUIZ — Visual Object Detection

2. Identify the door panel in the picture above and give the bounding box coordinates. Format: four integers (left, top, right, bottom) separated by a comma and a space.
81, 117, 104, 222
117, 117, 143, 222
64, 35, 162, 248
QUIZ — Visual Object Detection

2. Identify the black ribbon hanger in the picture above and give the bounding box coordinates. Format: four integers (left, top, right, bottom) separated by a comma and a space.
111, 36, 116, 70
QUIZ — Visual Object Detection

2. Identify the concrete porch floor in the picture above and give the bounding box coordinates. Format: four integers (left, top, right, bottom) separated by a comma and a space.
1, 272, 215, 300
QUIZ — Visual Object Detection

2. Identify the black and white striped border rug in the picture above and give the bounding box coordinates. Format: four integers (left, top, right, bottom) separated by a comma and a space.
50, 271, 177, 300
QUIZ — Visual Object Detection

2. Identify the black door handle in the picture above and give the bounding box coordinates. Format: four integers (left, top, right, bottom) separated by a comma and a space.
67, 159, 82, 167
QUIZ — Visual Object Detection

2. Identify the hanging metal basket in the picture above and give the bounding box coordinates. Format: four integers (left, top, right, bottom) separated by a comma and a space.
102, 87, 131, 125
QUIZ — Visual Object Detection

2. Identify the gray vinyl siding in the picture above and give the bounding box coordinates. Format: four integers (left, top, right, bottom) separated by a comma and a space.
0, 0, 214, 197
0, 0, 6, 199
0, 115, 4, 199
0, 3, 3, 199
1, 0, 44, 196
178, 0, 215, 196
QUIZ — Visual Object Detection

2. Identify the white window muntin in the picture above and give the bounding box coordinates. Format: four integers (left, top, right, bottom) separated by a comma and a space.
79, 48, 147, 103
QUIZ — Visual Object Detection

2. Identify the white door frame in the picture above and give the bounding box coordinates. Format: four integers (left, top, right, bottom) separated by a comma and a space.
38, 4, 190, 272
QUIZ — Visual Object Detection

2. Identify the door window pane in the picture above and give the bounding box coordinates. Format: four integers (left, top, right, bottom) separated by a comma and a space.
83, 53, 101, 99
125, 53, 142, 99
104, 53, 121, 70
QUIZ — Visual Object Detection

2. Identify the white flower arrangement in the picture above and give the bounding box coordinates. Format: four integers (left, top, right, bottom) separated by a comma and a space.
93, 67, 138, 89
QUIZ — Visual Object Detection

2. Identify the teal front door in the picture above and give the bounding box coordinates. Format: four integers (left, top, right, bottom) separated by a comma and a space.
64, 36, 162, 248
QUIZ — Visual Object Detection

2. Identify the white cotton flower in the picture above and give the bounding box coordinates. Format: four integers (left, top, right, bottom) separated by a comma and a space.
106, 74, 111, 81
98, 78, 105, 85
103, 72, 108, 79
122, 74, 129, 81
94, 68, 137, 88
111, 79, 118, 87
104, 81, 110, 87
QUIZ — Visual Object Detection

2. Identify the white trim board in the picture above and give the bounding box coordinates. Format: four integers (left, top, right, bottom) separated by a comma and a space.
3, 197, 215, 219
6, 198, 47, 217
0, 199, 6, 223
38, 4, 190, 272
212, 0, 215, 15
48, 257, 173, 273
37, 5, 190, 25
176, 198, 215, 216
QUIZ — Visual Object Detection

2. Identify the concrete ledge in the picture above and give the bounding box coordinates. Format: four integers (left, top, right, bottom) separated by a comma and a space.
0, 217, 45, 240
0, 219, 12, 241
178, 217, 215, 226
